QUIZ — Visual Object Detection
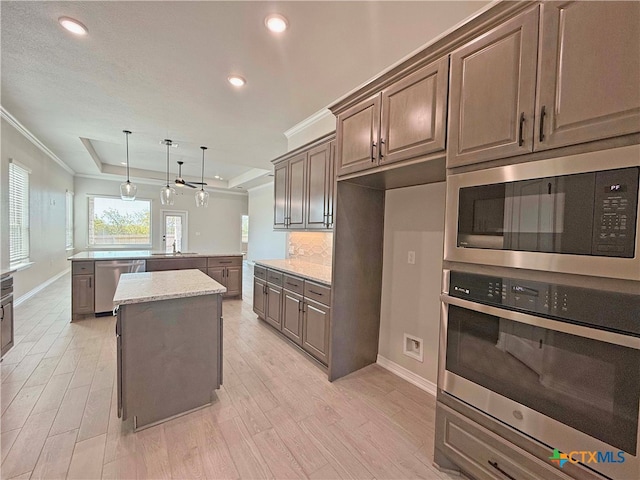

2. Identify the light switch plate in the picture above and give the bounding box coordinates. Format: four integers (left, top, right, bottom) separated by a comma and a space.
408, 251, 416, 264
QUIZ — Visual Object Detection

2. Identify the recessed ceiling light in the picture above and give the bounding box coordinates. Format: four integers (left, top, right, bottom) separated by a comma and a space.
265, 14, 288, 33
58, 17, 88, 36
228, 75, 246, 87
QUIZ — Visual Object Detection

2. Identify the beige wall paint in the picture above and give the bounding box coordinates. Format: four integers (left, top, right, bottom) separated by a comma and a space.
247, 182, 286, 262
73, 177, 247, 254
1, 118, 74, 298
378, 182, 446, 385
286, 112, 336, 151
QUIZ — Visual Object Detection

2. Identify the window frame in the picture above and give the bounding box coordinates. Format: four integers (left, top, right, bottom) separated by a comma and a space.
9, 161, 30, 267
66, 190, 74, 250
87, 194, 153, 249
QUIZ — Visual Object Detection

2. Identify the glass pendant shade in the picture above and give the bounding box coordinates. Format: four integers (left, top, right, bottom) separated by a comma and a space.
160, 184, 176, 205
120, 130, 137, 200
160, 139, 175, 205
120, 180, 137, 201
196, 145, 209, 208
195, 189, 209, 207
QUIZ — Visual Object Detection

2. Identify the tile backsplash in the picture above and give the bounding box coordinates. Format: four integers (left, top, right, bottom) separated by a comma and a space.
288, 232, 333, 266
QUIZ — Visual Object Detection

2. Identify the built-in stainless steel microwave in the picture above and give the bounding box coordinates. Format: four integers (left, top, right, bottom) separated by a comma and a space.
444, 145, 640, 280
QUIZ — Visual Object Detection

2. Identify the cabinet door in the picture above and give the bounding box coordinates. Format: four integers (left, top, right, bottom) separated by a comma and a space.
326, 141, 336, 229
336, 94, 381, 176
253, 278, 266, 319
224, 266, 242, 297
448, 7, 539, 168
380, 56, 449, 165
288, 153, 307, 229
302, 299, 330, 365
282, 291, 303, 345
274, 162, 288, 230
306, 142, 332, 230
265, 285, 283, 330
72, 275, 94, 314
535, 1, 640, 150
1, 300, 13, 356
207, 266, 225, 287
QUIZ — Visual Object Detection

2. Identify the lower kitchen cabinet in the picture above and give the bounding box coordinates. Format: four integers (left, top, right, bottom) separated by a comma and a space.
302, 298, 330, 365
72, 274, 94, 317
265, 283, 283, 330
282, 290, 303, 345
253, 277, 267, 319
1, 297, 13, 357
207, 256, 243, 298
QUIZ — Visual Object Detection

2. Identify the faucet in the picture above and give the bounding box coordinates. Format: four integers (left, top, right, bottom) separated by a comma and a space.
172, 240, 177, 254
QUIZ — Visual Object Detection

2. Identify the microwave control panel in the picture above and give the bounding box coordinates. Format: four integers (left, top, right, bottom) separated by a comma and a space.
449, 271, 640, 336
592, 167, 639, 258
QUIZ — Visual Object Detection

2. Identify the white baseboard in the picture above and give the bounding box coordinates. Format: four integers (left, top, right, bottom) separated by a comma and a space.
376, 354, 437, 397
15, 268, 70, 306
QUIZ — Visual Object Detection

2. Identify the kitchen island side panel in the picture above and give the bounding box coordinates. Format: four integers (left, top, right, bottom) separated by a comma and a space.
119, 294, 221, 429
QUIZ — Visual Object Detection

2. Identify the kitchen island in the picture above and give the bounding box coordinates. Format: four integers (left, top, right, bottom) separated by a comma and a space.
113, 269, 225, 431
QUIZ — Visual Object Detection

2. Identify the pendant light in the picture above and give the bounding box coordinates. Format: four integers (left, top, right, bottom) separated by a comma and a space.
160, 139, 176, 205
195, 146, 209, 207
120, 130, 137, 201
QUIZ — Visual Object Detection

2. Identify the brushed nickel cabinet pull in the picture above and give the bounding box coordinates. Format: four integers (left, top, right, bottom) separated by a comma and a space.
518, 112, 525, 147
539, 105, 546, 142
371, 141, 376, 162
379, 138, 385, 159
488, 460, 516, 480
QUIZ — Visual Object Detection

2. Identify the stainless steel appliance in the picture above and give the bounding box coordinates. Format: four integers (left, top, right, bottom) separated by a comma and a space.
445, 144, 640, 280
95, 260, 146, 314
439, 269, 640, 480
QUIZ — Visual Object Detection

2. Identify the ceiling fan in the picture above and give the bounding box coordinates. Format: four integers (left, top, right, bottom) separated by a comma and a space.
175, 161, 207, 189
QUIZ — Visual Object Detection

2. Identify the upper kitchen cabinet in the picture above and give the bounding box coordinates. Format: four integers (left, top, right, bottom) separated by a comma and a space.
447, 7, 539, 168
272, 134, 336, 231
336, 56, 449, 177
535, 1, 640, 151
448, 2, 640, 168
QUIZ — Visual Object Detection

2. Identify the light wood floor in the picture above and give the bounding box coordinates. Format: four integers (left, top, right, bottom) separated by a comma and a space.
1, 269, 457, 480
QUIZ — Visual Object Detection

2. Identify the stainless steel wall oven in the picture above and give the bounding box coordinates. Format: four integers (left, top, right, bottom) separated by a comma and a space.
445, 145, 640, 281
439, 269, 640, 479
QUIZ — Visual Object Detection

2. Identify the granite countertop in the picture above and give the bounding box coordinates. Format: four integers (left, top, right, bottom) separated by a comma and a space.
68, 251, 243, 261
0, 268, 16, 277
254, 259, 331, 285
113, 269, 226, 306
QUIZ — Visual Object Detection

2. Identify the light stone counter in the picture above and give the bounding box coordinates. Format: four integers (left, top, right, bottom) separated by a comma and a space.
254, 259, 331, 285
113, 269, 226, 306
68, 251, 243, 261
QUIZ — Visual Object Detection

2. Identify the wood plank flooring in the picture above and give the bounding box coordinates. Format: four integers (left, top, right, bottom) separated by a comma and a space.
1, 266, 457, 479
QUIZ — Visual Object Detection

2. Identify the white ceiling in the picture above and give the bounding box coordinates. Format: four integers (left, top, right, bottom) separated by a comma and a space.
1, 1, 489, 190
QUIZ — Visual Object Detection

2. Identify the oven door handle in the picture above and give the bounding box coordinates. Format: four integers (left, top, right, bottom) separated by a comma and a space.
441, 293, 640, 350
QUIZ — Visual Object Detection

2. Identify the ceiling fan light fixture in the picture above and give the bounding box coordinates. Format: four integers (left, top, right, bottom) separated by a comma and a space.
120, 130, 137, 201
196, 146, 209, 208
58, 16, 88, 36
228, 75, 246, 87
265, 14, 288, 33
160, 139, 176, 205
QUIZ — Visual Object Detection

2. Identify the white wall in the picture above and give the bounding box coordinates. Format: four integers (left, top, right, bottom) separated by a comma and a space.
247, 182, 286, 262
1, 118, 75, 299
378, 182, 446, 386
286, 111, 336, 150
74, 177, 247, 254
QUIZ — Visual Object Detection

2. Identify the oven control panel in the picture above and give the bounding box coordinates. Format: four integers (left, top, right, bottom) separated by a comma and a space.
449, 271, 640, 336
592, 167, 639, 257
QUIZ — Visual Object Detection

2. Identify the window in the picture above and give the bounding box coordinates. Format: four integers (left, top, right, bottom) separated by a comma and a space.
66, 190, 74, 249
9, 162, 30, 265
88, 196, 151, 247
241, 214, 249, 254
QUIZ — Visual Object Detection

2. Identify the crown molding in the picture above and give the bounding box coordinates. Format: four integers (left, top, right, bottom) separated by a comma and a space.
1, 105, 75, 175
284, 108, 334, 139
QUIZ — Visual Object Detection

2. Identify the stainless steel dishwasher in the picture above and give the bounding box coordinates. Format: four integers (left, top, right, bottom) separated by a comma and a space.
95, 260, 146, 314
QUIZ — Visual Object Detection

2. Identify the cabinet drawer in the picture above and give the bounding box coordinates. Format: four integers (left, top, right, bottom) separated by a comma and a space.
283, 274, 304, 294
437, 403, 571, 480
266, 269, 283, 286
207, 256, 242, 267
146, 258, 207, 271
254, 265, 267, 280
304, 281, 331, 306
72, 261, 95, 275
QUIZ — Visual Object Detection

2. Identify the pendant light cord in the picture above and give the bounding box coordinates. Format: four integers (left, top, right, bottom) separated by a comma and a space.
123, 130, 132, 182
200, 146, 207, 191
165, 140, 171, 186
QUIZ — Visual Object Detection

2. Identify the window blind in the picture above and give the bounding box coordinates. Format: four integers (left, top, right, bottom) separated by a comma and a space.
9, 162, 30, 264
66, 191, 74, 248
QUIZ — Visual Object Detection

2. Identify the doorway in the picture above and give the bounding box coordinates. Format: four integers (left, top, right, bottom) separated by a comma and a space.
162, 210, 188, 253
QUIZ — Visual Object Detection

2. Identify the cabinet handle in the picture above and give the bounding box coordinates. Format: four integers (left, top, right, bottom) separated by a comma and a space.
286, 281, 297, 287
1, 304, 4, 321
518, 112, 525, 147
89, 277, 92, 288
539, 105, 546, 142
308, 289, 323, 296
379, 138, 385, 159
371, 142, 376, 162
488, 461, 516, 480
219, 260, 232, 264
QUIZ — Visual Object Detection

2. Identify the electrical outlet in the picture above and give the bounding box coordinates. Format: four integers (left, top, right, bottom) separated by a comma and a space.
407, 251, 416, 264
403, 333, 424, 362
